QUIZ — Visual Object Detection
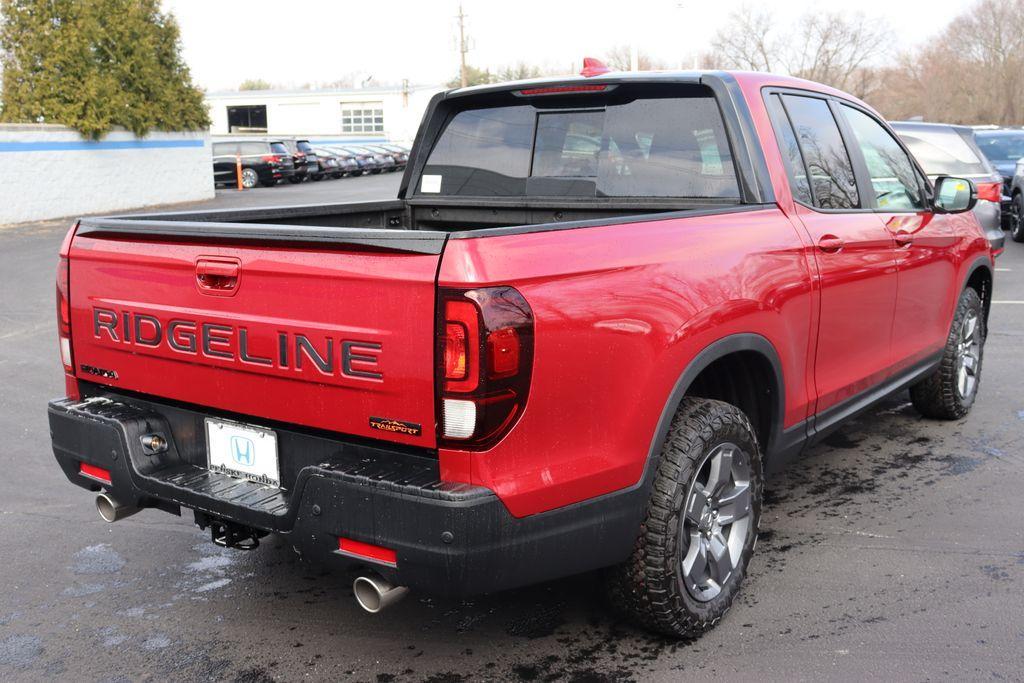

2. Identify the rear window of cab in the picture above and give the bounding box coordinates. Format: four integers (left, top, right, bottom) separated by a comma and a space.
419, 84, 740, 199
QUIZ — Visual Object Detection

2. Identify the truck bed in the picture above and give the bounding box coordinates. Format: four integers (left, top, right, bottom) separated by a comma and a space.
84, 197, 748, 254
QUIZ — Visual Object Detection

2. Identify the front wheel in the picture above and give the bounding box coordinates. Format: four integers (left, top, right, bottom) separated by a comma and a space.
606, 398, 762, 638
1011, 194, 1024, 243
910, 287, 985, 419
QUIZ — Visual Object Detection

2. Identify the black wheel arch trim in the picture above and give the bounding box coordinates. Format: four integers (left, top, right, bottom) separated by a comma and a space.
643, 333, 790, 480
963, 255, 994, 324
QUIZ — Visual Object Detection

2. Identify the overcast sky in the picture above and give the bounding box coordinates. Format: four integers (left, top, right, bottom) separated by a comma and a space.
165, 0, 965, 92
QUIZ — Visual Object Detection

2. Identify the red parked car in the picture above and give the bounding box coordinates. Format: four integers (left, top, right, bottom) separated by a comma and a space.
48, 67, 992, 638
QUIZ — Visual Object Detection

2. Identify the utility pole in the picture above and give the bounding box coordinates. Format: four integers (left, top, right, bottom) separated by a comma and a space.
457, 3, 469, 88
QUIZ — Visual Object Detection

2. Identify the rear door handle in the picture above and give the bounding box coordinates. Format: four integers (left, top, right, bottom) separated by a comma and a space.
894, 230, 914, 248
196, 258, 240, 296
817, 235, 844, 253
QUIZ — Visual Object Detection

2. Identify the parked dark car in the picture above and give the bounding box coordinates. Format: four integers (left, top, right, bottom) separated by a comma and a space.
327, 145, 385, 174
893, 122, 1005, 254
211, 139, 295, 188
307, 148, 340, 181
362, 144, 408, 170
377, 143, 410, 168
344, 145, 395, 173
1002, 158, 1024, 242
973, 128, 1024, 192
279, 138, 319, 183
312, 147, 356, 179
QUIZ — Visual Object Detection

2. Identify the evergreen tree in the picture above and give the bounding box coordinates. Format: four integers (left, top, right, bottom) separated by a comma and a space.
0, 0, 210, 138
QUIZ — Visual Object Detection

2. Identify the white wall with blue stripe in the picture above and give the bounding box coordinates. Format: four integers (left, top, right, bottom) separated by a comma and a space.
1, 124, 213, 225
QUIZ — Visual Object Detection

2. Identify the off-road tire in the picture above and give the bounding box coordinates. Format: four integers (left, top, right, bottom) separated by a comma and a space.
910, 287, 985, 419
605, 398, 763, 638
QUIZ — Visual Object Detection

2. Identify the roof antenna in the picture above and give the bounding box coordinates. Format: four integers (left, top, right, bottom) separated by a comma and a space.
580, 57, 611, 78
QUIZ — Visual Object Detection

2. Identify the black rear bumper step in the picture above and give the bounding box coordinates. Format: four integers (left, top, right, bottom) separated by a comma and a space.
47, 395, 644, 596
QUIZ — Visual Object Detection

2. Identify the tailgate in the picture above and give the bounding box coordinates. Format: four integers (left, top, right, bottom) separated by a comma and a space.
67, 220, 445, 448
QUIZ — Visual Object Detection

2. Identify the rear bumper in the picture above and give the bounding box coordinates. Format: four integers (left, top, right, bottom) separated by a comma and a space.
47, 394, 642, 596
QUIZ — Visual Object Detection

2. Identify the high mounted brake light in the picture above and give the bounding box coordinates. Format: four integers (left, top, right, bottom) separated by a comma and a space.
437, 287, 534, 448
517, 84, 608, 96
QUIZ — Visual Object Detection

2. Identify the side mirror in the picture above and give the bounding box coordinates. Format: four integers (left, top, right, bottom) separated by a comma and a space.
933, 176, 977, 214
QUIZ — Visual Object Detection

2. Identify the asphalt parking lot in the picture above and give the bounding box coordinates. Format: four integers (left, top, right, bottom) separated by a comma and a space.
2, 176, 1023, 681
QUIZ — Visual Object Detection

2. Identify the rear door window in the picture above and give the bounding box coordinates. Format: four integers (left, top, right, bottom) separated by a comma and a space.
421, 87, 739, 199
780, 95, 859, 209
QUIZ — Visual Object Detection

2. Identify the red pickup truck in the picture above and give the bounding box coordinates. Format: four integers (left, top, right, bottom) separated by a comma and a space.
49, 69, 992, 638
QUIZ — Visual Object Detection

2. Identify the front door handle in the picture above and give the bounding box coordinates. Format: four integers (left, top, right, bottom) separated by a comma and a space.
894, 230, 914, 248
817, 235, 844, 253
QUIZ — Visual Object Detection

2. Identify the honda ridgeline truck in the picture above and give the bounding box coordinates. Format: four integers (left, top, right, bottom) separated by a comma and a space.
48, 67, 992, 637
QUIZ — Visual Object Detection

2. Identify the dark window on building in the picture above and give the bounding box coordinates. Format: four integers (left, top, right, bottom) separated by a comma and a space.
227, 105, 268, 133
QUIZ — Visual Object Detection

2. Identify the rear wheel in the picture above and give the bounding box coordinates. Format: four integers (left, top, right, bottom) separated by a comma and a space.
1011, 194, 1024, 242
287, 175, 303, 184
606, 398, 762, 638
910, 287, 985, 419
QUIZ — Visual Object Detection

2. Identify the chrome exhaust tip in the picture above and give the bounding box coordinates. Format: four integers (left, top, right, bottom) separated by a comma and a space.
353, 575, 409, 613
95, 492, 140, 523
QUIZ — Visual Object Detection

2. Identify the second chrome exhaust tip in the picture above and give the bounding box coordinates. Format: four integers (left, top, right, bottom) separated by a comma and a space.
95, 492, 140, 523
353, 575, 409, 613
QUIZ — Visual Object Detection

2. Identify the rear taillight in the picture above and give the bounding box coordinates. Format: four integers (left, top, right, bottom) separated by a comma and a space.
975, 181, 1002, 203
56, 253, 73, 372
261, 154, 280, 165
437, 287, 534, 448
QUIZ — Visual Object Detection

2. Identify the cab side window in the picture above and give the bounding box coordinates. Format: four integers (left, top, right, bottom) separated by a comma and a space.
840, 104, 925, 211
766, 94, 813, 205
780, 95, 860, 210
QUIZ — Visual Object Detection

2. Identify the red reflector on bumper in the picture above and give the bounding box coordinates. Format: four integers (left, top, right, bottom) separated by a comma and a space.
80, 462, 111, 484
338, 537, 397, 565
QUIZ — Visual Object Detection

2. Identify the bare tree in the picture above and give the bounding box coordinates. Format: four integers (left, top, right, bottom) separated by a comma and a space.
604, 45, 665, 71
788, 12, 891, 99
706, 6, 778, 71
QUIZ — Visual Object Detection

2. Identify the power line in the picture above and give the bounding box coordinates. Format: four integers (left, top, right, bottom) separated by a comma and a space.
457, 3, 469, 87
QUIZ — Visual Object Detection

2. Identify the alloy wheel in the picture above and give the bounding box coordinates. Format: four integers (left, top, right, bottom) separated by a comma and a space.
241, 168, 258, 189
956, 310, 981, 400
679, 442, 753, 602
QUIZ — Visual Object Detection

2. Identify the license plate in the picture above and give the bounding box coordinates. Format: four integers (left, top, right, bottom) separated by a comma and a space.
205, 418, 280, 488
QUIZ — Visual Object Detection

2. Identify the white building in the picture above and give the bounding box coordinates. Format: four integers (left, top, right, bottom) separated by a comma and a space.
204, 83, 444, 144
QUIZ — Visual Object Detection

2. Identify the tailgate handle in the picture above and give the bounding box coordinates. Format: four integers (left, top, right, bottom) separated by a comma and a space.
196, 258, 240, 294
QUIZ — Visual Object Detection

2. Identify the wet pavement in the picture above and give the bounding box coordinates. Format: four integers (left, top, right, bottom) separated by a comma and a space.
2, 177, 1022, 681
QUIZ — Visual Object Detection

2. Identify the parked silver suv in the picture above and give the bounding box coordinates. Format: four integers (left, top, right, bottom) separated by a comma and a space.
893, 121, 1006, 253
